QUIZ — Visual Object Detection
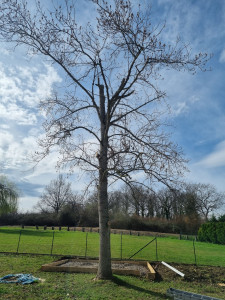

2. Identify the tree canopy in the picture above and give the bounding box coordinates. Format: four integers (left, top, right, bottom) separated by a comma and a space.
36, 174, 74, 214
0, 0, 210, 279
0, 175, 19, 215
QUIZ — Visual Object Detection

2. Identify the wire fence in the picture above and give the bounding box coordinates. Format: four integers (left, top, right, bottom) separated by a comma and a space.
0, 226, 224, 266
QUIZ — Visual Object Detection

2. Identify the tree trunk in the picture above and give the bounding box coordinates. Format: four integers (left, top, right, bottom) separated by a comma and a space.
97, 84, 112, 280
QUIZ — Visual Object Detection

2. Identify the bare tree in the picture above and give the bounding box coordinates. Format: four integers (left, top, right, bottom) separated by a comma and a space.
37, 174, 73, 214
128, 185, 149, 217
0, 0, 209, 279
157, 188, 175, 220
59, 193, 83, 226
109, 186, 133, 215
185, 183, 224, 220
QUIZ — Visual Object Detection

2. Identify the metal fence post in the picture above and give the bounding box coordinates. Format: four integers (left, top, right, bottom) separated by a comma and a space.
120, 233, 123, 260
193, 239, 197, 265
156, 237, 158, 261
85, 232, 88, 258
16, 230, 22, 254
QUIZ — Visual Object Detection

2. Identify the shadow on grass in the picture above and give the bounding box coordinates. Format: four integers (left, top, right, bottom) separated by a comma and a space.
0, 229, 53, 237
112, 275, 167, 299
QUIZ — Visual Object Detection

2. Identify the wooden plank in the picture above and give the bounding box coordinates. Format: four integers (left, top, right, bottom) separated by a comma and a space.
146, 262, 156, 280
41, 259, 155, 280
147, 262, 156, 274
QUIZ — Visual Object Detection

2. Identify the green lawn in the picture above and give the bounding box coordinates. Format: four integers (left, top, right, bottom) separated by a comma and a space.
0, 227, 224, 266
0, 227, 224, 299
0, 254, 224, 299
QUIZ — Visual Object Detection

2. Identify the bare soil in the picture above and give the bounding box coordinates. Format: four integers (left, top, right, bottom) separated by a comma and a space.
58, 259, 225, 284
62, 261, 149, 276
152, 262, 225, 284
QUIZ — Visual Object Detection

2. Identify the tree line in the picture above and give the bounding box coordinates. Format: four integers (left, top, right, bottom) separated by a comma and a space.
1, 175, 223, 235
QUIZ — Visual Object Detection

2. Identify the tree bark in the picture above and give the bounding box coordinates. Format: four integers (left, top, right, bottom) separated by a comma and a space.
97, 84, 112, 279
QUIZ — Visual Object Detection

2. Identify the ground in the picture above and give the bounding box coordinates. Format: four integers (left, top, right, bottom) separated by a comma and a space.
153, 262, 225, 285
46, 258, 225, 285
0, 254, 225, 299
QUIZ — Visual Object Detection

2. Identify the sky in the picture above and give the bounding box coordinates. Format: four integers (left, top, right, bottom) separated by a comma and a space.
0, 0, 225, 212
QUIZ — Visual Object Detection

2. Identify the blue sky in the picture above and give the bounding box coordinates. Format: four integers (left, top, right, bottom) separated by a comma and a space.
0, 0, 225, 212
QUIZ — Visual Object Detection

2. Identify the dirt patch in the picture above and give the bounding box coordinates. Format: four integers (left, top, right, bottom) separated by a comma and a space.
62, 261, 149, 277
44, 259, 225, 285
64, 260, 225, 284
152, 262, 225, 284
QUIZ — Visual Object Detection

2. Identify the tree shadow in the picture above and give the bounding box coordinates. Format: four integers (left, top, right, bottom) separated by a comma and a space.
0, 228, 53, 237
112, 275, 167, 299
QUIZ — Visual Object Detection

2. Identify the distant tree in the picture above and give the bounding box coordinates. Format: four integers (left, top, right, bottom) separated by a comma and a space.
37, 175, 73, 214
59, 193, 83, 226
182, 185, 200, 218
108, 190, 124, 215
79, 191, 99, 227
0, 175, 19, 215
145, 191, 157, 218
0, 0, 209, 279
126, 185, 152, 217
188, 183, 224, 220
157, 188, 175, 220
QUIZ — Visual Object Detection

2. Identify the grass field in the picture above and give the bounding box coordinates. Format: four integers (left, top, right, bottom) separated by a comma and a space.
0, 254, 225, 299
0, 227, 225, 266
0, 227, 225, 299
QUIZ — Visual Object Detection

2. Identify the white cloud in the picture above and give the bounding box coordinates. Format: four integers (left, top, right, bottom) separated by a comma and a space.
172, 102, 188, 116
0, 59, 62, 179
219, 49, 225, 63
196, 140, 225, 168
186, 162, 225, 194
0, 63, 61, 125
0, 48, 9, 55
171, 95, 201, 116
0, 131, 14, 147
0, 124, 10, 129
18, 196, 40, 213
0, 103, 37, 125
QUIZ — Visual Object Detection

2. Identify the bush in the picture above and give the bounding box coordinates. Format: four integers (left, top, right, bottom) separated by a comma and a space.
0, 213, 20, 225
110, 214, 182, 233
218, 214, 225, 222
59, 206, 80, 226
79, 203, 98, 227
198, 222, 225, 244
20, 213, 58, 226
110, 213, 132, 229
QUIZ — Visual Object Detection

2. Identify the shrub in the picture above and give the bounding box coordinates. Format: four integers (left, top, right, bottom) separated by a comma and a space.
59, 206, 80, 226
0, 213, 20, 225
218, 214, 225, 222
20, 212, 58, 226
198, 222, 225, 244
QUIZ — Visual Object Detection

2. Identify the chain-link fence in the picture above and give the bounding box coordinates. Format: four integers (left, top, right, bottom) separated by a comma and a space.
0, 226, 224, 266
0, 227, 157, 260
